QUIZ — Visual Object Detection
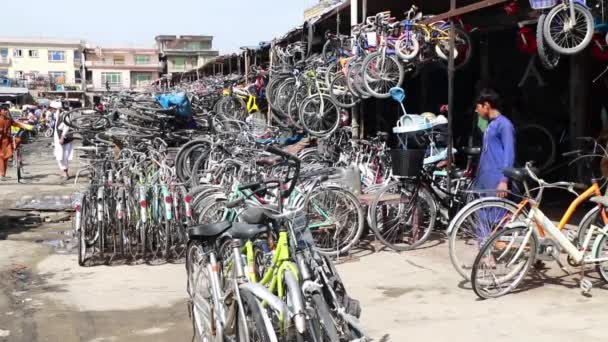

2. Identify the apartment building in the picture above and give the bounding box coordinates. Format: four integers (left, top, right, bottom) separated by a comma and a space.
155, 35, 219, 74
0, 37, 84, 85
84, 47, 163, 91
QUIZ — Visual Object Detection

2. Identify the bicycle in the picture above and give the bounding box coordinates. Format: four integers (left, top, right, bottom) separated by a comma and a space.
471, 162, 608, 298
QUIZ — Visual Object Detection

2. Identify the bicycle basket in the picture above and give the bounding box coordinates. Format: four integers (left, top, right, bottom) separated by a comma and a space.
529, 0, 558, 10
389, 149, 425, 177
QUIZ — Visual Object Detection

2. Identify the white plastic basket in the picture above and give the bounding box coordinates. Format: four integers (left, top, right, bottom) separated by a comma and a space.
529, 0, 558, 10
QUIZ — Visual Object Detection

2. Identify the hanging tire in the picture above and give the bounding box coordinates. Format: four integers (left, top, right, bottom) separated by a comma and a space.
298, 94, 340, 138
361, 52, 404, 99
395, 32, 420, 61
537, 13, 560, 70
543, 3, 594, 55
330, 73, 358, 109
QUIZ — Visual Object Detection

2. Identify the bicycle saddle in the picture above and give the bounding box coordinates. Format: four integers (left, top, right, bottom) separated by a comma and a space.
462, 146, 481, 156
188, 222, 267, 241
502, 167, 538, 183
240, 205, 280, 225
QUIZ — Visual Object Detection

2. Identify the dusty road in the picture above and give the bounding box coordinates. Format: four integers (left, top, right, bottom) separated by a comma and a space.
1, 138, 608, 342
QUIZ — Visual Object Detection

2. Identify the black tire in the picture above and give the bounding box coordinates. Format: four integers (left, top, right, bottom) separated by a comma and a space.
448, 197, 522, 280
369, 182, 437, 251
236, 289, 274, 342
471, 224, 538, 299
330, 73, 358, 109
537, 13, 560, 70
516, 124, 556, 171
310, 293, 340, 342
595, 232, 608, 283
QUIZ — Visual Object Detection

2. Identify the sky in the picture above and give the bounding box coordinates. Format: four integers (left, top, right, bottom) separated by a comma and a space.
2, 0, 316, 53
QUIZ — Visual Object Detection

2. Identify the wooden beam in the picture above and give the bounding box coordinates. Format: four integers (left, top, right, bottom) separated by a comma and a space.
420, 0, 510, 24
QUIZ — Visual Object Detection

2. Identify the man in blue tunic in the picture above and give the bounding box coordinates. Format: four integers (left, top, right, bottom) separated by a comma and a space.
474, 89, 516, 244
475, 89, 515, 197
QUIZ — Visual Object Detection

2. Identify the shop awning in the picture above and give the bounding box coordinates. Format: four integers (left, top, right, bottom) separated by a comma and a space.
0, 87, 28, 96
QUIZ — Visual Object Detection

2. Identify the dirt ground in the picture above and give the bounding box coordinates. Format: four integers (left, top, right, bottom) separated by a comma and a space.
2, 139, 608, 342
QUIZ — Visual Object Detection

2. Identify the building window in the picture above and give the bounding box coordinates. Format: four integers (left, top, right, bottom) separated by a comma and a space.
187, 42, 201, 50
0, 70, 8, 77
49, 71, 66, 84
0, 49, 8, 64
15, 71, 23, 78
113, 56, 125, 65
101, 72, 122, 87
48, 50, 66, 62
135, 55, 151, 65
172, 57, 185, 71
74, 50, 81, 61
132, 72, 152, 86
75, 70, 82, 84
13, 49, 23, 57
28, 50, 39, 58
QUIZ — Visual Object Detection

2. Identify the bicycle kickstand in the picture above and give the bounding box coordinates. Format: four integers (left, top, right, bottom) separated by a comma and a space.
580, 264, 593, 296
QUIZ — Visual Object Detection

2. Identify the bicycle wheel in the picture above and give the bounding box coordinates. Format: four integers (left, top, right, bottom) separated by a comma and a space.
369, 181, 437, 251
298, 94, 340, 138
594, 232, 608, 283
543, 3, 594, 55
307, 187, 364, 256
236, 288, 275, 342
310, 293, 340, 342
577, 205, 604, 248
361, 52, 404, 99
322, 40, 339, 62
395, 32, 420, 61
186, 241, 222, 341
330, 73, 358, 109
448, 197, 522, 280
471, 224, 538, 299
434, 27, 473, 71
346, 60, 371, 98
516, 124, 556, 171
537, 13, 560, 70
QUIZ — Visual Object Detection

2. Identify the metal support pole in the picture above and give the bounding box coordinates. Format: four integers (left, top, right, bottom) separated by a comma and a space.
350, 0, 360, 138
362, 0, 367, 22
447, 0, 456, 195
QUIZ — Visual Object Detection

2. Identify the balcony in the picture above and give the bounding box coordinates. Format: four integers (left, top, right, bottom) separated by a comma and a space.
85, 60, 163, 70
0, 57, 10, 66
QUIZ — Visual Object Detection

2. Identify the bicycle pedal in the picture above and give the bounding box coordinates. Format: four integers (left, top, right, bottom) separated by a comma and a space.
580, 278, 593, 294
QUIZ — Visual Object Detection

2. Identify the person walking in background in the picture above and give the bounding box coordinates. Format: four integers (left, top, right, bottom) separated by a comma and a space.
50, 101, 73, 181
474, 89, 516, 248
0, 102, 31, 180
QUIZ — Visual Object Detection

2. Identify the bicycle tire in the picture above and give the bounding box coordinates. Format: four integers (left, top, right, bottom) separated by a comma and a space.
595, 232, 608, 283
448, 197, 521, 280
310, 293, 340, 342
537, 13, 560, 70
329, 73, 358, 109
307, 186, 365, 256
361, 52, 404, 99
236, 288, 275, 342
543, 3, 594, 55
516, 123, 556, 171
186, 240, 221, 341
346, 60, 371, 99
471, 224, 538, 299
395, 32, 420, 61
298, 94, 340, 138
369, 181, 437, 251
435, 27, 473, 70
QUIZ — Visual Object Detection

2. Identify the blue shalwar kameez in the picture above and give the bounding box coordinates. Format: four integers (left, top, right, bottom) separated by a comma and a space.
475, 114, 516, 243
